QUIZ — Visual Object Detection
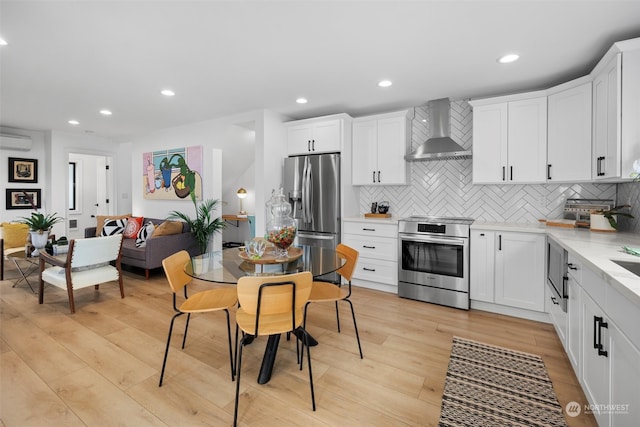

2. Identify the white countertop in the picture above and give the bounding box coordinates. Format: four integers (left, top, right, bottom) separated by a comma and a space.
472, 221, 640, 306
343, 216, 399, 225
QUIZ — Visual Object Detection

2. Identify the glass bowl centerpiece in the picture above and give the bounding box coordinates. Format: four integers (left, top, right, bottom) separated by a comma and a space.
265, 188, 297, 259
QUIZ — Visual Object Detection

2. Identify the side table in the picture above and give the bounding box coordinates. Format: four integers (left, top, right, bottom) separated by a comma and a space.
6, 251, 40, 293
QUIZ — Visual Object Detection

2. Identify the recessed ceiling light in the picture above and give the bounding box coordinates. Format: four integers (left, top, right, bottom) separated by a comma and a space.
161, 89, 175, 97
498, 54, 520, 64
0, 38, 7, 46
68, 119, 80, 125
99, 109, 112, 116
378, 80, 392, 88
296, 98, 308, 104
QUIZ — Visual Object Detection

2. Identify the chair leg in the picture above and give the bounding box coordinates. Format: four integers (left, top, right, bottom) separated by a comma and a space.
159, 312, 183, 386
38, 276, 45, 304
145, 269, 150, 280
335, 300, 341, 333
233, 334, 247, 427
224, 309, 235, 381
118, 274, 124, 298
182, 313, 191, 349
303, 329, 316, 411
299, 302, 310, 369
345, 298, 363, 359
66, 283, 76, 314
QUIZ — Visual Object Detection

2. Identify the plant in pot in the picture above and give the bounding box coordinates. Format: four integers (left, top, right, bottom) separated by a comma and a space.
20, 212, 63, 255
168, 198, 225, 254
590, 205, 634, 231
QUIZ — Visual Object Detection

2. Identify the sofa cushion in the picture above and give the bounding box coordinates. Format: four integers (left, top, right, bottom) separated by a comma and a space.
124, 216, 144, 239
153, 220, 183, 237
95, 213, 131, 236
135, 221, 155, 248
101, 218, 127, 236
122, 238, 146, 261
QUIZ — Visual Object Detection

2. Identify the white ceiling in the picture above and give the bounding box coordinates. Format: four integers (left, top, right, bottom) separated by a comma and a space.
2, 0, 640, 140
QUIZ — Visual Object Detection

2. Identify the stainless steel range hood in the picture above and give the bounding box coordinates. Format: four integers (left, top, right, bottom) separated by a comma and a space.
405, 98, 472, 161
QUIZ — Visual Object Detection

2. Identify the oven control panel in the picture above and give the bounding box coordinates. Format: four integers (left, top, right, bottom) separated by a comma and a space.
417, 223, 446, 234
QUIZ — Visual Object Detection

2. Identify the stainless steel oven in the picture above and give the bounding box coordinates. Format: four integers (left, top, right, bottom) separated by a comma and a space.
547, 237, 568, 312
398, 216, 473, 310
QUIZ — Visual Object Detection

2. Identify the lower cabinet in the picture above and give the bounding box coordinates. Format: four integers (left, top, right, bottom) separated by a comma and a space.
342, 219, 398, 293
470, 229, 545, 312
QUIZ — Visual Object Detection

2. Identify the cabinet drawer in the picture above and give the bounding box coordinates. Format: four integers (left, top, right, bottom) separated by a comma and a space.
343, 234, 397, 260
567, 253, 583, 284
581, 264, 606, 305
352, 258, 397, 285
343, 221, 397, 238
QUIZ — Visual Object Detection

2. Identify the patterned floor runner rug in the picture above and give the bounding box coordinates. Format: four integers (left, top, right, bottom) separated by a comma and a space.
439, 337, 568, 427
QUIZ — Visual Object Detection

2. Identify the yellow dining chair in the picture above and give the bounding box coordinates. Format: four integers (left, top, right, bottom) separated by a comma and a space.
301, 243, 363, 362
233, 271, 314, 427
159, 250, 237, 386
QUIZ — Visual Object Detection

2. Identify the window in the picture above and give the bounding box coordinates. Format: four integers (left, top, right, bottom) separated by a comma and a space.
69, 162, 77, 210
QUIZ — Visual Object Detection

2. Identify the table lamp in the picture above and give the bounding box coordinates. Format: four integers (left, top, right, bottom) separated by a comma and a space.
237, 187, 247, 215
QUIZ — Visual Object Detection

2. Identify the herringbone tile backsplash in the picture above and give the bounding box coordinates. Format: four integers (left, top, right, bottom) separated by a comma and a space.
359, 99, 640, 232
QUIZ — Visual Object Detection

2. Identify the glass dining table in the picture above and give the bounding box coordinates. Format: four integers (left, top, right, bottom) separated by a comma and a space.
184, 245, 345, 384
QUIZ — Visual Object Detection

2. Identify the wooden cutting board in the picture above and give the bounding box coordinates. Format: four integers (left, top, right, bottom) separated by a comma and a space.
545, 219, 577, 228
364, 213, 391, 218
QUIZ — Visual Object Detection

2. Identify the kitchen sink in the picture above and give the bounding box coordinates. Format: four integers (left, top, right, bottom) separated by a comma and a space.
612, 260, 640, 277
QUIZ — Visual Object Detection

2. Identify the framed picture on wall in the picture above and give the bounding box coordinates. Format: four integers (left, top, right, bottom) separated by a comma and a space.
8, 157, 38, 183
5, 189, 41, 210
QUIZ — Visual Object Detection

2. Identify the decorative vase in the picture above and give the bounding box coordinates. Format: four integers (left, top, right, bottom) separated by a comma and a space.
161, 168, 172, 190
30, 230, 49, 256
590, 213, 617, 232
265, 188, 297, 259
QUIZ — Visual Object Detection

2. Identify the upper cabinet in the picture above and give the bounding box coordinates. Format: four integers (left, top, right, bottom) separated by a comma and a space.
470, 94, 547, 184
352, 110, 412, 186
591, 40, 640, 181
285, 114, 351, 156
547, 79, 593, 182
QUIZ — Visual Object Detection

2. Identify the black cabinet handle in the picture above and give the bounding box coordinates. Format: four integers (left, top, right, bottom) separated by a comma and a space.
498, 235, 502, 250
363, 267, 376, 272
308, 140, 311, 152
547, 164, 552, 180
568, 263, 577, 271
479, 233, 485, 236
362, 228, 375, 231
597, 156, 605, 176
362, 245, 376, 249
502, 166, 505, 181
598, 317, 608, 357
377, 171, 381, 183
311, 139, 315, 151
551, 296, 559, 305
510, 166, 513, 181
593, 315, 599, 349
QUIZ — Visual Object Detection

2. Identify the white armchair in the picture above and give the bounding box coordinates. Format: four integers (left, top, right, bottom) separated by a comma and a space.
39, 234, 124, 313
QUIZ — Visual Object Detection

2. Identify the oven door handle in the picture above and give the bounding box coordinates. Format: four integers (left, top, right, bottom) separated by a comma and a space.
399, 233, 466, 246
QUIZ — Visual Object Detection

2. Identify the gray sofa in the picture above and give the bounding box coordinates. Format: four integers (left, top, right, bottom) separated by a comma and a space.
84, 217, 199, 279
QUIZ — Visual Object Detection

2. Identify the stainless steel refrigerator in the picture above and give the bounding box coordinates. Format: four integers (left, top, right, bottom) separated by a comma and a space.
284, 153, 340, 281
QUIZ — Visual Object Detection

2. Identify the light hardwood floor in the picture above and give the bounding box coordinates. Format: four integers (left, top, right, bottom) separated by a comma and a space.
1, 264, 596, 426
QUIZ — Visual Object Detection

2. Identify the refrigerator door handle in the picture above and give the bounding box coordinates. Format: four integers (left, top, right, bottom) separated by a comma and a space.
297, 232, 336, 240
302, 157, 309, 223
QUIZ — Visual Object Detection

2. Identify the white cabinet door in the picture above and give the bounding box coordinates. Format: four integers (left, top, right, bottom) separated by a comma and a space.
287, 119, 342, 156
352, 120, 378, 185
566, 272, 582, 372
548, 82, 592, 182
376, 116, 408, 185
507, 97, 547, 183
470, 230, 495, 303
609, 321, 640, 427
581, 291, 610, 427
494, 232, 545, 312
593, 53, 621, 180
472, 103, 508, 183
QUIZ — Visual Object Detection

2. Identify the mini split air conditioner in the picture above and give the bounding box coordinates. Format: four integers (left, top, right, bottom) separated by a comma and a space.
0, 133, 33, 151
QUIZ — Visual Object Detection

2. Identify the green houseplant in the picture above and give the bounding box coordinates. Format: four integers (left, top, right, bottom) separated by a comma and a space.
591, 205, 634, 230
20, 212, 63, 255
168, 199, 225, 254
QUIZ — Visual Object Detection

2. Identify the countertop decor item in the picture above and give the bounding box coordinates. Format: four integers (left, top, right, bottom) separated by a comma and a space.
590, 205, 634, 231
239, 246, 303, 264
265, 188, 297, 259
377, 201, 390, 214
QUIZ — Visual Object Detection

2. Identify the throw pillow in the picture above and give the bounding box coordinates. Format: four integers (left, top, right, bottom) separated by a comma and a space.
1, 222, 30, 249
153, 220, 183, 237
135, 221, 156, 248
123, 216, 144, 239
101, 218, 127, 236
95, 213, 131, 237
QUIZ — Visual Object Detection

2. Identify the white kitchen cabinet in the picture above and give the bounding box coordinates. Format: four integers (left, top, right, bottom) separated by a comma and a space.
352, 110, 411, 186
494, 231, 546, 312
285, 116, 347, 156
342, 219, 398, 293
547, 80, 593, 182
566, 255, 582, 373
470, 230, 545, 313
591, 41, 640, 181
470, 95, 547, 184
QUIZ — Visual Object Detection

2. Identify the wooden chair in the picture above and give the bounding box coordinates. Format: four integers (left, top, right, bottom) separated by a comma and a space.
233, 271, 314, 427
301, 243, 363, 362
39, 234, 124, 314
159, 250, 237, 387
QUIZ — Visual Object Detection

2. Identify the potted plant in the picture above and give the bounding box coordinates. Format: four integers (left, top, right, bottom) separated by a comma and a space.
168, 198, 225, 254
590, 205, 634, 231
20, 212, 63, 254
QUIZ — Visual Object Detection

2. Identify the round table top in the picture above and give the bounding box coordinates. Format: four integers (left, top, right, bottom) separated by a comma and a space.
185, 246, 345, 284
